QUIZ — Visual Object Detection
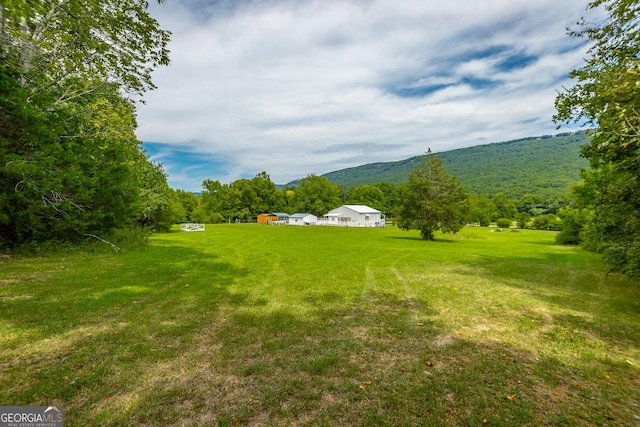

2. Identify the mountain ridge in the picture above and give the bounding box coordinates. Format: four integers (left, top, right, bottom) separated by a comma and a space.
288, 132, 589, 199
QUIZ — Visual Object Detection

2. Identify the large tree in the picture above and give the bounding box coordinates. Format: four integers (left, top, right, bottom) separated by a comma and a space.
349, 184, 386, 213
374, 182, 401, 219
467, 195, 497, 227
0, 0, 171, 248
293, 175, 342, 217
554, 0, 640, 276
398, 151, 468, 240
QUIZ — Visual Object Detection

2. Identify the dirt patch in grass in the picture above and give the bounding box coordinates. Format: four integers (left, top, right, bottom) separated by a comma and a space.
432, 333, 457, 348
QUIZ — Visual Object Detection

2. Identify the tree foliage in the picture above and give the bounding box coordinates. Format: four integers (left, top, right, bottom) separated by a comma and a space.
293, 175, 342, 217
0, 0, 172, 249
1, 0, 170, 100
554, 0, 640, 276
348, 184, 386, 213
467, 195, 497, 226
200, 172, 288, 222
398, 151, 468, 240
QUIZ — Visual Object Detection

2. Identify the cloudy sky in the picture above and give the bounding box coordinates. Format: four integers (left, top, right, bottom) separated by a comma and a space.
136, 0, 594, 191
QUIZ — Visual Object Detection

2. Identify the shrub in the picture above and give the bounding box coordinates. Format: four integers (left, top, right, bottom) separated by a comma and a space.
555, 207, 591, 245
495, 218, 513, 228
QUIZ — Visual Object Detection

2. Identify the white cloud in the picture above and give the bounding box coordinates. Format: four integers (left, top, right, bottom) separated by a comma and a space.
137, 0, 594, 190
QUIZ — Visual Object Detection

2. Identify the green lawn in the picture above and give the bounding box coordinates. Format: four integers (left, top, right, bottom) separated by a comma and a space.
1, 225, 638, 426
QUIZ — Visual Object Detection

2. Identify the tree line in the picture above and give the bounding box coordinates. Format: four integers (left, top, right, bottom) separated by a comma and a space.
165, 166, 572, 233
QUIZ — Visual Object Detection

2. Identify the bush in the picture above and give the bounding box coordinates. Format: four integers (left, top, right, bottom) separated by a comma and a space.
9, 227, 151, 256
555, 207, 590, 245
603, 242, 640, 278
495, 218, 513, 228
209, 213, 226, 224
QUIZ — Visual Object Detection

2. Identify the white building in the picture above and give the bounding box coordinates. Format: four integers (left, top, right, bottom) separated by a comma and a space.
321, 205, 385, 227
289, 213, 317, 225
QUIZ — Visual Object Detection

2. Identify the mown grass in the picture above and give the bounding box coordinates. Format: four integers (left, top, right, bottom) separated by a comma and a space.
1, 225, 638, 426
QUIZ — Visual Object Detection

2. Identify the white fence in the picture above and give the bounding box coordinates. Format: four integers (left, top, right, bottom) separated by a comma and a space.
316, 218, 385, 227
180, 223, 205, 232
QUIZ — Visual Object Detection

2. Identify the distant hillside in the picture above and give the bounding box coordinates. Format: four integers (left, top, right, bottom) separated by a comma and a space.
297, 132, 590, 199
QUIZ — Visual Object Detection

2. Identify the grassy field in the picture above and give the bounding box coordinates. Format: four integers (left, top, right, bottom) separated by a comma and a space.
1, 224, 639, 426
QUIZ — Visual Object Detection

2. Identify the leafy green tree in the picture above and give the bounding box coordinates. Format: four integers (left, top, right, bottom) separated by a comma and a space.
349, 184, 386, 212
249, 172, 280, 215
199, 173, 289, 222
0, 77, 165, 244
491, 193, 517, 220
338, 185, 351, 206
467, 195, 497, 226
279, 185, 297, 213
517, 193, 542, 214
515, 212, 531, 229
531, 214, 562, 231
554, 0, 640, 276
374, 182, 401, 219
293, 175, 342, 217
0, 0, 171, 248
2, 0, 170, 101
137, 159, 175, 232
173, 189, 200, 222
200, 179, 228, 222
398, 151, 469, 240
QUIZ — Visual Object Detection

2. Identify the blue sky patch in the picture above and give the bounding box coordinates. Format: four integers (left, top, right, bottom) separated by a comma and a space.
462, 44, 511, 62
496, 52, 538, 72
143, 142, 235, 191
389, 83, 451, 98
459, 77, 500, 91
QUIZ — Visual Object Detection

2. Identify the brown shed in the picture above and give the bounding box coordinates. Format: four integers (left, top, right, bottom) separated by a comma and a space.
257, 213, 279, 224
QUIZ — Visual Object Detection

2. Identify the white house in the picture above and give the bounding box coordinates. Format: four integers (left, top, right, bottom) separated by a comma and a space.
321, 205, 385, 227
289, 213, 317, 226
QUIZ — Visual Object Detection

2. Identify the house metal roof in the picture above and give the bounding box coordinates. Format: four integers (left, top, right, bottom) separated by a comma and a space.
341, 205, 381, 214
290, 213, 313, 218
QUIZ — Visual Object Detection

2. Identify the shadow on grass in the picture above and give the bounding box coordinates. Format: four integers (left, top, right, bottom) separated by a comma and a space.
0, 243, 252, 413
2, 238, 638, 426
386, 236, 460, 243
39, 292, 635, 426
0, 244, 248, 336
523, 240, 561, 246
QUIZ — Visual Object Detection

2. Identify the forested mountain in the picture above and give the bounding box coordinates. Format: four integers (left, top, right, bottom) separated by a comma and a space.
302, 132, 589, 199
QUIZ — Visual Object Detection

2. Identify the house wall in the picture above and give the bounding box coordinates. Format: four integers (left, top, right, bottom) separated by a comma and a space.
324, 206, 383, 227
